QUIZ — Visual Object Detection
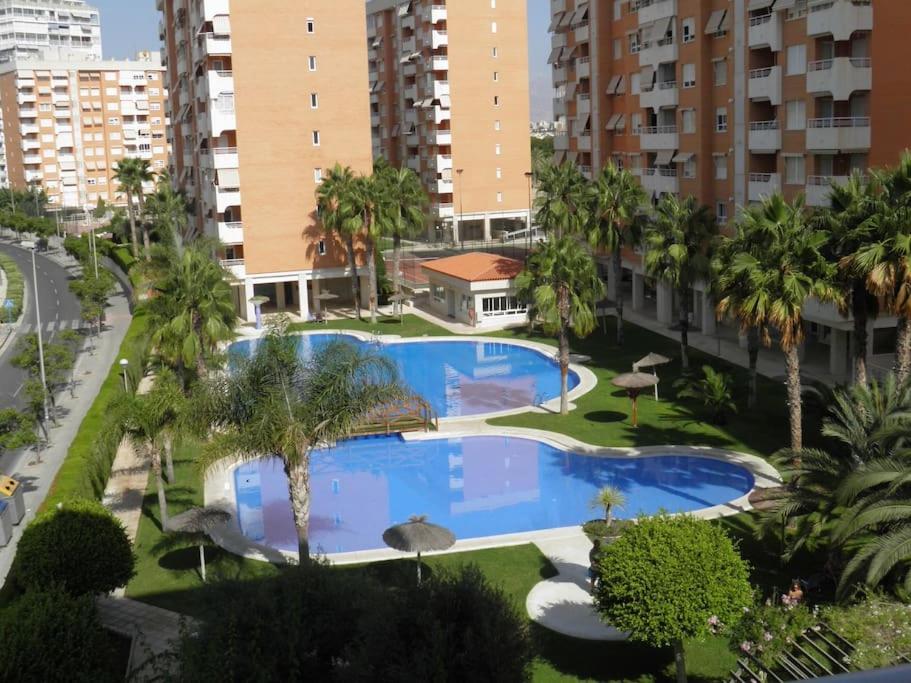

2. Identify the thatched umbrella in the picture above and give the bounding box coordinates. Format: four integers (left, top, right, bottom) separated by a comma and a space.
611, 372, 659, 427
389, 293, 411, 322
313, 290, 339, 319
165, 507, 231, 582
382, 514, 456, 584
633, 352, 671, 401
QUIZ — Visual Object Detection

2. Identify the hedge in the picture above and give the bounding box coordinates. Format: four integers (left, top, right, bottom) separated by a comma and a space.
109, 244, 136, 275
40, 308, 152, 511
0, 252, 24, 322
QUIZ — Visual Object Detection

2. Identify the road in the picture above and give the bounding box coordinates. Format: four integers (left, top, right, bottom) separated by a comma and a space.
0, 241, 83, 410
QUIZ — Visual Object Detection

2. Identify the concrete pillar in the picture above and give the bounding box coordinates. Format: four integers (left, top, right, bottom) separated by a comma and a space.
243, 279, 255, 323
606, 260, 618, 301
656, 280, 673, 325
701, 290, 717, 336
483, 216, 492, 241
298, 274, 310, 321
312, 278, 322, 317
451, 219, 459, 244
632, 272, 645, 311
830, 328, 849, 377
275, 281, 286, 311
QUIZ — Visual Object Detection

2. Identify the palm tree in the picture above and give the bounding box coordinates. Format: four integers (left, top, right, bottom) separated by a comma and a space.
590, 486, 626, 527
644, 194, 718, 371
316, 164, 363, 321
516, 236, 605, 414
351, 174, 383, 323
191, 329, 409, 561
587, 163, 648, 346
374, 164, 427, 316
715, 193, 838, 450
535, 161, 589, 239
146, 171, 193, 245
113, 157, 154, 260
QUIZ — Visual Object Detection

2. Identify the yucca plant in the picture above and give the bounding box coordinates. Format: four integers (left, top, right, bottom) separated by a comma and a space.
590, 486, 627, 527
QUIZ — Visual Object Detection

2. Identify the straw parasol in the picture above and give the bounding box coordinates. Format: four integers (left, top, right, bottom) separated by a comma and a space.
611, 372, 659, 427
389, 292, 411, 322
165, 507, 231, 583
633, 352, 671, 401
313, 290, 339, 318
382, 514, 456, 584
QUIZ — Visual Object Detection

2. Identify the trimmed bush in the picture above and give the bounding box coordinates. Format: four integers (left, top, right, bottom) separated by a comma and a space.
13, 498, 134, 596
0, 252, 24, 321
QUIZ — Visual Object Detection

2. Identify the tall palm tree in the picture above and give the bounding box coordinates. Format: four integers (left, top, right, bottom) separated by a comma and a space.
516, 236, 605, 414
587, 163, 648, 346
113, 158, 154, 260
716, 193, 838, 450
192, 329, 409, 561
535, 161, 589, 239
644, 194, 718, 370
374, 164, 427, 316
145, 171, 193, 245
316, 164, 363, 321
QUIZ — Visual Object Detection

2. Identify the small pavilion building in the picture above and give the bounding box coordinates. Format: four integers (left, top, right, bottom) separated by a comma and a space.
422, 253, 527, 328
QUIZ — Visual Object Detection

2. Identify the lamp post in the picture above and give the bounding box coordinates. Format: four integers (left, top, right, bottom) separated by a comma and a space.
22, 240, 50, 429
456, 168, 464, 249
524, 171, 534, 257
88, 226, 99, 278
119, 358, 130, 392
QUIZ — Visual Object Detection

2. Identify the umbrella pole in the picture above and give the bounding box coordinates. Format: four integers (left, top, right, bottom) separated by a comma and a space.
417, 551, 422, 585
199, 544, 207, 583
631, 393, 639, 427
654, 368, 659, 401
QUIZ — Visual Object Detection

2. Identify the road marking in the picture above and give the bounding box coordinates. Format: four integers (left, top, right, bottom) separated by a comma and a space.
45, 322, 54, 332
13, 382, 24, 398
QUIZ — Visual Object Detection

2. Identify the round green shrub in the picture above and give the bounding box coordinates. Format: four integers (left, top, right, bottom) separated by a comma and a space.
14, 498, 134, 596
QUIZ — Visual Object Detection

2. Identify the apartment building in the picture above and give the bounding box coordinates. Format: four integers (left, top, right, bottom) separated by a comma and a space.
0, 0, 102, 63
0, 53, 167, 209
366, 0, 532, 242
160, 0, 374, 322
550, 0, 911, 381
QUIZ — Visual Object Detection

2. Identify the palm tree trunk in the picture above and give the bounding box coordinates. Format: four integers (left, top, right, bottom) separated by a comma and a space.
192, 311, 207, 380
895, 315, 911, 384
138, 192, 150, 261
673, 640, 687, 683
153, 453, 169, 530
126, 191, 139, 259
366, 236, 378, 324
747, 327, 760, 409
559, 322, 570, 415
164, 434, 175, 482
345, 235, 362, 321
286, 459, 311, 563
784, 344, 803, 451
393, 232, 402, 316
679, 287, 690, 371
613, 249, 624, 346
851, 279, 868, 386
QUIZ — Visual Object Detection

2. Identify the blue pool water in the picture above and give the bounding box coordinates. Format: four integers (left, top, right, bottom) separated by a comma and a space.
229, 334, 580, 418
233, 435, 755, 555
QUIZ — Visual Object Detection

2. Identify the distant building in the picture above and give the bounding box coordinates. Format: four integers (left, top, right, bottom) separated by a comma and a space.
0, 1, 102, 63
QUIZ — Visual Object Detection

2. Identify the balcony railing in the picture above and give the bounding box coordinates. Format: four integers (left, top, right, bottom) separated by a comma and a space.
213, 147, 237, 154
808, 57, 871, 71
640, 125, 678, 134
749, 173, 774, 182
643, 167, 678, 177
808, 116, 870, 129
749, 119, 779, 130
749, 67, 774, 79
749, 13, 773, 27
219, 258, 244, 267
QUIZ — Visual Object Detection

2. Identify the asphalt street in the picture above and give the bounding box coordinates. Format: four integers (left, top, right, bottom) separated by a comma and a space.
0, 241, 83, 410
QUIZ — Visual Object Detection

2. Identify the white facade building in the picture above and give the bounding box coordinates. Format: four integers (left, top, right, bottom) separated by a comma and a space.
0, 0, 102, 64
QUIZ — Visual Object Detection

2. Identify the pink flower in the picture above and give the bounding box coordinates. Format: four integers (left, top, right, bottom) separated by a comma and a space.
763, 632, 773, 642
740, 641, 753, 653
708, 616, 719, 626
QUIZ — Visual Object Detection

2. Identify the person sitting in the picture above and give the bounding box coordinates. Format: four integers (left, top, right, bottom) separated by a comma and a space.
786, 579, 804, 605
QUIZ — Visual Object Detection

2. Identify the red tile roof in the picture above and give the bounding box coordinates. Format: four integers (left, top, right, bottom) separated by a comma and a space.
421, 252, 524, 283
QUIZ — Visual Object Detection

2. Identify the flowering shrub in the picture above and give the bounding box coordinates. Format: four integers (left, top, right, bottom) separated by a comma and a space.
728, 596, 815, 668
821, 598, 911, 670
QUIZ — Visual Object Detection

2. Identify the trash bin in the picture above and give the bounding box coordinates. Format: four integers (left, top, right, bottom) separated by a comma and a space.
0, 475, 24, 524
0, 500, 12, 548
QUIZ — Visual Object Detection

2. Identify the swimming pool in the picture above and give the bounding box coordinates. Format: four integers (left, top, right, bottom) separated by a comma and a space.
229, 334, 582, 419
231, 434, 755, 555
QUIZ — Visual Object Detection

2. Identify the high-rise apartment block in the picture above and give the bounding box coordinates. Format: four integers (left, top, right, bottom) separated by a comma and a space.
0, 53, 167, 209
366, 0, 532, 242
159, 0, 374, 321
0, 0, 102, 63
550, 0, 910, 380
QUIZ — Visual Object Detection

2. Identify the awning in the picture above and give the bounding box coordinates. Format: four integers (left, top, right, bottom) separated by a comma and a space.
576, 2, 590, 22
606, 74, 622, 94
605, 113, 622, 129
402, 122, 416, 135
576, 114, 591, 132
615, 75, 626, 94
748, 0, 776, 9
718, 9, 731, 32
372, 37, 383, 48
371, 80, 384, 93
391, 124, 400, 136
654, 150, 675, 165
566, 151, 579, 164
397, 1, 412, 18
672, 152, 694, 163
565, 82, 577, 99
558, 10, 575, 27
643, 16, 673, 43
553, 150, 567, 165
547, 47, 563, 64
217, 168, 240, 187
548, 12, 565, 32
640, 65, 655, 88
614, 114, 626, 130
775, 0, 796, 8
212, 15, 230, 34
705, 9, 727, 34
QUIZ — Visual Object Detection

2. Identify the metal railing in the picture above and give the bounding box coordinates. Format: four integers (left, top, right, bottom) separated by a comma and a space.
642, 167, 678, 177
808, 116, 870, 128
749, 66, 774, 79
749, 13, 773, 26
639, 125, 678, 135
749, 119, 780, 130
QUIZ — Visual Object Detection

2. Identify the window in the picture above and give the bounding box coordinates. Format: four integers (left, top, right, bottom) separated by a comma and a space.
493, 95, 500, 106
682, 18, 695, 43
481, 295, 526, 317
631, 73, 641, 95
713, 154, 728, 180
492, 47, 498, 58
313, 167, 322, 183
495, 143, 502, 155
631, 112, 642, 133
683, 63, 696, 88
785, 155, 805, 185
496, 167, 502, 179
497, 191, 503, 203
308, 56, 317, 71
613, 38, 622, 60
39, 103, 51, 112
682, 109, 696, 134
432, 285, 445, 303
491, 0, 496, 7
43, 164, 56, 173
713, 59, 727, 86
786, 100, 806, 130
108, 117, 119, 125
310, 92, 318, 108
150, 102, 160, 111
493, 71, 499, 82
312, 130, 320, 146
786, 44, 806, 75
683, 157, 696, 179
317, 240, 326, 255
491, 21, 497, 33
787, 0, 809, 20
106, 102, 118, 111
715, 106, 728, 132
716, 202, 728, 224
306, 18, 315, 33
109, 132, 121, 141
614, 0, 622, 20
494, 119, 501, 131
629, 32, 640, 54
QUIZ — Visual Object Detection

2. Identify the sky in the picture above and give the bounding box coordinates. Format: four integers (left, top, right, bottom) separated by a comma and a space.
97, 0, 552, 120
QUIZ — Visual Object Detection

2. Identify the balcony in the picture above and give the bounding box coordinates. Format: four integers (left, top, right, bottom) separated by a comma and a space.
431, 30, 448, 49
17, 93, 36, 105
436, 203, 454, 218
219, 258, 246, 280
641, 167, 679, 195
20, 139, 40, 151
436, 178, 453, 194
748, 120, 781, 152
806, 117, 871, 152
430, 4, 447, 23
24, 170, 42, 183
200, 0, 230, 22
212, 146, 239, 169
639, 37, 677, 67
576, 93, 591, 114
554, 134, 569, 151
23, 154, 42, 165
554, 97, 567, 115
208, 69, 234, 97
748, 13, 782, 51
371, 114, 380, 127
401, 37, 416, 53
577, 134, 592, 151
639, 125, 678, 150
553, 65, 567, 83
637, 0, 677, 26
640, 80, 678, 111
575, 57, 590, 79
434, 130, 452, 145
215, 221, 243, 244
435, 154, 453, 170
197, 33, 232, 61
748, 66, 782, 106
209, 94, 236, 137
806, 175, 849, 207
807, 0, 872, 42
433, 79, 450, 99
431, 55, 448, 71
807, 58, 871, 101
19, 123, 39, 135
401, 14, 415, 30
574, 22, 589, 43
215, 186, 241, 213
748, 173, 781, 201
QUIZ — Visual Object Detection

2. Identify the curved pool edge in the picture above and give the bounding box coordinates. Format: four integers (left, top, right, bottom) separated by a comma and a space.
202, 425, 782, 567
230, 328, 599, 423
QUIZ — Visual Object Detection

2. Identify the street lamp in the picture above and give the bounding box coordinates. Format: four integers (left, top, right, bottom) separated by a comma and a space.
21, 240, 50, 429
456, 168, 464, 249
524, 171, 534, 257
119, 358, 130, 392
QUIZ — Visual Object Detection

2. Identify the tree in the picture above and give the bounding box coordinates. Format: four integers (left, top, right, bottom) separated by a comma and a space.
0, 408, 36, 453
587, 162, 647, 346
675, 365, 738, 425
145, 171, 193, 244
113, 157, 154, 259
190, 329, 409, 561
595, 514, 752, 683
644, 194, 718, 370
350, 174, 383, 323
516, 236, 605, 414
316, 163, 364, 320
11, 332, 80, 418
13, 498, 134, 596
590, 486, 626, 526
374, 163, 427, 316
715, 193, 838, 450
531, 136, 554, 182
69, 267, 116, 336
535, 161, 589, 238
